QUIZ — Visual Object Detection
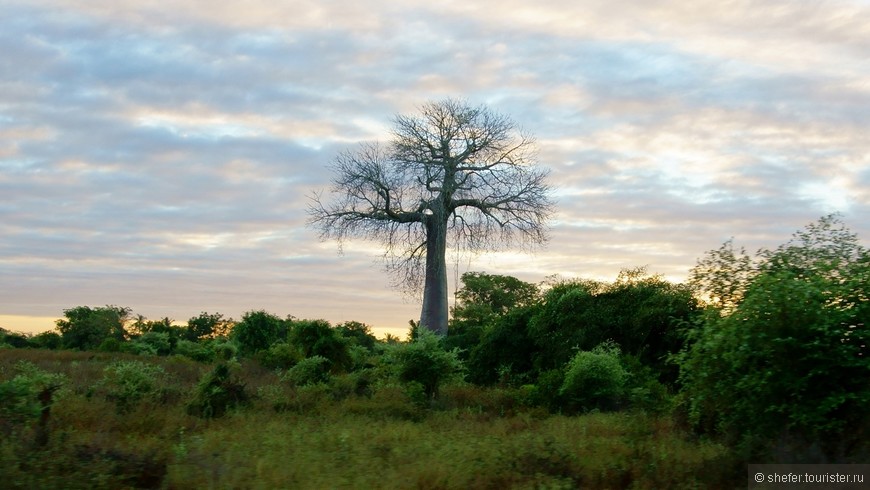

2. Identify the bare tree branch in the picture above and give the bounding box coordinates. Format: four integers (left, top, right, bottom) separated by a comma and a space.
308, 99, 554, 334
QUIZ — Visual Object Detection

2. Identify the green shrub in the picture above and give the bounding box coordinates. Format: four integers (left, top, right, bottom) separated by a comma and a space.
290, 319, 352, 372
281, 356, 331, 387
96, 360, 170, 414
97, 337, 122, 352
187, 363, 250, 418
131, 332, 172, 356
231, 310, 287, 355
0, 362, 66, 434
679, 215, 870, 460
174, 340, 215, 363
257, 342, 303, 370
621, 354, 670, 413
533, 369, 566, 411
212, 340, 238, 361
559, 342, 627, 413
29, 331, 62, 350
383, 329, 465, 399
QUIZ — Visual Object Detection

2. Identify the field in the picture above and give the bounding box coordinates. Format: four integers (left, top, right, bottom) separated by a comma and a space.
0, 349, 739, 489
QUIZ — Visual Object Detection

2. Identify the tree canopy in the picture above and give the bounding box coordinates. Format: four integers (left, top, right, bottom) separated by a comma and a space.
309, 99, 553, 334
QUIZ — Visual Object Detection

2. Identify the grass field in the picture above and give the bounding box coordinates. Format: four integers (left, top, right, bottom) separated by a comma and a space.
0, 349, 740, 489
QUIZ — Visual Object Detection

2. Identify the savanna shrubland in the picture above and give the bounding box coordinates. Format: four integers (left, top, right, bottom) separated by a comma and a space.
1, 214, 866, 486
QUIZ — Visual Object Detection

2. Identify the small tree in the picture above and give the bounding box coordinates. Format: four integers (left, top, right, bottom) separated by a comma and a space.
55, 305, 131, 351
185, 312, 232, 341
231, 310, 287, 355
451, 271, 540, 330
309, 99, 553, 335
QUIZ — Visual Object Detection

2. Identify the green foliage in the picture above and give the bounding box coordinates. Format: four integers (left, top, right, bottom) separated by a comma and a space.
451, 271, 540, 329
290, 319, 352, 372
0, 349, 735, 488
678, 215, 870, 460
560, 342, 627, 413
334, 320, 378, 351
257, 341, 303, 370
187, 363, 250, 418
184, 311, 232, 341
281, 356, 331, 387
96, 360, 169, 414
0, 361, 66, 432
448, 272, 540, 359
130, 331, 172, 356
28, 331, 63, 350
174, 340, 215, 363
383, 329, 465, 399
212, 340, 239, 361
55, 305, 132, 351
467, 306, 538, 385
231, 310, 287, 355
0, 329, 30, 349
529, 269, 697, 381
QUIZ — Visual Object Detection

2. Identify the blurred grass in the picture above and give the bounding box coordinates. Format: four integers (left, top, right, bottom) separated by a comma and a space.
0, 349, 736, 489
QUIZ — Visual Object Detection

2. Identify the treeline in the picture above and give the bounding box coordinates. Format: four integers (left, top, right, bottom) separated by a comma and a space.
2, 214, 868, 464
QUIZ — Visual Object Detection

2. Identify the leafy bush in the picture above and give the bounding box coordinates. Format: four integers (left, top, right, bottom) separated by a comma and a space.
281, 356, 331, 387
559, 342, 627, 413
231, 310, 287, 355
467, 306, 538, 385
212, 340, 239, 361
55, 305, 132, 350
0, 362, 66, 435
174, 339, 215, 363
383, 329, 465, 399
256, 341, 303, 369
678, 215, 870, 460
96, 360, 170, 414
187, 363, 250, 418
130, 331, 172, 356
290, 319, 352, 372
528, 269, 697, 381
29, 331, 62, 350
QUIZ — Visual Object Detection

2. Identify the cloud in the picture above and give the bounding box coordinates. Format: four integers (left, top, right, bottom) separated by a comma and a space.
2, 0, 869, 334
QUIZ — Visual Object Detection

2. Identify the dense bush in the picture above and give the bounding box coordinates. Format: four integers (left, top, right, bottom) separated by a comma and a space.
281, 355, 331, 386
187, 363, 250, 418
467, 306, 538, 385
129, 331, 172, 356
55, 305, 131, 350
529, 269, 697, 380
383, 329, 465, 399
95, 360, 171, 414
231, 310, 287, 355
184, 311, 232, 341
174, 339, 215, 362
290, 319, 352, 372
559, 342, 627, 413
0, 361, 66, 435
678, 215, 870, 461
257, 341, 303, 370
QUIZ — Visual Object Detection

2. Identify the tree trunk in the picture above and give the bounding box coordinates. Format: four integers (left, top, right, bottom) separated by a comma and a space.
419, 215, 449, 335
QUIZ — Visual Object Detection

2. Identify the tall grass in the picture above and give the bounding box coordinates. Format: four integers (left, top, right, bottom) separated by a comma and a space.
0, 349, 736, 488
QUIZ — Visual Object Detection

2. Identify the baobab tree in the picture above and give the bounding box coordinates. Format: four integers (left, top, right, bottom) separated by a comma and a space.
308, 99, 553, 335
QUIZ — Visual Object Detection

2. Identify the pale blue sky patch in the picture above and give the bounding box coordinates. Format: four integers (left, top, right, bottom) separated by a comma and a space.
1, 0, 868, 334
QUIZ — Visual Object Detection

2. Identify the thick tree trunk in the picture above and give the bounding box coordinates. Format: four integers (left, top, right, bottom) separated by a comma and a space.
419, 216, 449, 335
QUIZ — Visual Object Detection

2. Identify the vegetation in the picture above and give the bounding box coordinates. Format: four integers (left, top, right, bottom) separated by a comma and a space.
678, 214, 870, 462
309, 99, 553, 335
1, 214, 866, 487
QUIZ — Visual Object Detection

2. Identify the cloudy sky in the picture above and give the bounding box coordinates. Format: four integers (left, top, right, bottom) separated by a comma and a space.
2, 0, 869, 337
